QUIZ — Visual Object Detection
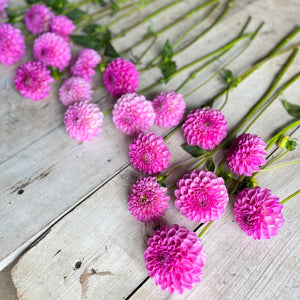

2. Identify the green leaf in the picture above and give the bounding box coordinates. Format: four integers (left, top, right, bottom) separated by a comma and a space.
219, 168, 233, 183
283, 99, 300, 119
220, 69, 236, 85
98, 0, 106, 6
101, 29, 111, 46
83, 24, 105, 34
110, 0, 119, 14
162, 40, 173, 61
48, 66, 62, 80
45, 0, 67, 11
286, 139, 297, 151
104, 42, 120, 58
207, 158, 215, 172
70, 35, 102, 49
66, 8, 86, 20
181, 144, 207, 158
146, 26, 154, 38
159, 61, 177, 80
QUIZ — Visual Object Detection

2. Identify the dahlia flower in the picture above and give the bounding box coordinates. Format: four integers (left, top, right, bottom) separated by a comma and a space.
128, 176, 170, 222
226, 133, 267, 176
182, 107, 228, 150
50, 15, 75, 42
233, 187, 284, 239
174, 170, 228, 223
14, 61, 54, 100
0, 0, 7, 18
112, 93, 155, 136
103, 57, 139, 98
144, 224, 207, 294
64, 101, 103, 142
152, 91, 186, 128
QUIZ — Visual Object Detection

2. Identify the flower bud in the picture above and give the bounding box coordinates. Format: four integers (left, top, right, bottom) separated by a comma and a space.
277, 135, 290, 148
241, 177, 258, 190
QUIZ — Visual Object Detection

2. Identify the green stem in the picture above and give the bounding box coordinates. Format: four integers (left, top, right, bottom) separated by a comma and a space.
163, 127, 180, 142
229, 175, 244, 198
192, 155, 212, 170
280, 189, 300, 204
61, 0, 93, 15
103, 108, 113, 115
215, 156, 227, 176
259, 160, 300, 172
7, 4, 33, 11
135, 36, 157, 64
219, 85, 230, 111
198, 220, 214, 238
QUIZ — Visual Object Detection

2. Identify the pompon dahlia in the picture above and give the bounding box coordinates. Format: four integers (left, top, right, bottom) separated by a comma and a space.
59, 77, 92, 106
0, 23, 25, 65
175, 170, 228, 223
64, 101, 103, 142
113, 93, 155, 136
152, 91, 186, 128
25, 4, 53, 35
50, 15, 75, 42
233, 187, 284, 239
33, 33, 71, 71
70, 49, 101, 82
129, 132, 171, 175
14, 61, 54, 100
144, 224, 207, 294
103, 57, 139, 98
226, 133, 267, 176
182, 107, 228, 150
128, 176, 170, 222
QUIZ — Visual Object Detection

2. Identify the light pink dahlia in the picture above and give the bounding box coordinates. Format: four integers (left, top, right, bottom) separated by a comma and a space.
128, 176, 170, 222
144, 224, 207, 294
182, 107, 228, 150
175, 170, 228, 223
14, 61, 54, 100
112, 93, 155, 136
226, 133, 267, 176
33, 32, 71, 71
25, 4, 54, 35
64, 101, 103, 142
59, 77, 93, 106
233, 187, 284, 239
70, 49, 101, 82
0, 23, 25, 65
0, 0, 8, 19
103, 57, 139, 98
129, 132, 171, 175
50, 15, 75, 42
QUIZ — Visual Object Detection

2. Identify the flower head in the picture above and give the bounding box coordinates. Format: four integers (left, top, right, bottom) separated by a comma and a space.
182, 107, 227, 150
129, 132, 171, 175
103, 57, 139, 98
0, 0, 8, 19
175, 170, 228, 223
14, 61, 54, 100
144, 224, 207, 294
128, 176, 170, 222
64, 101, 103, 142
0, 23, 25, 65
113, 93, 155, 136
233, 187, 284, 239
226, 133, 267, 176
50, 15, 75, 42
59, 77, 93, 106
25, 4, 53, 35
70, 49, 101, 82
152, 91, 186, 128
33, 32, 71, 71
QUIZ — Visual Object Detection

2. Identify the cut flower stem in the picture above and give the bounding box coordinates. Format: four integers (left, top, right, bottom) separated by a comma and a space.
280, 189, 300, 204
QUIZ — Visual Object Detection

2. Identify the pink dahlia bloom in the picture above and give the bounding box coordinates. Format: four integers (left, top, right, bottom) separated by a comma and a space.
50, 15, 75, 42
152, 91, 186, 128
129, 132, 171, 175
0, 0, 8, 19
59, 77, 93, 106
128, 176, 170, 222
182, 107, 228, 150
0, 23, 25, 65
103, 57, 139, 98
33, 32, 71, 71
14, 61, 54, 100
113, 93, 155, 136
144, 224, 207, 294
226, 133, 267, 176
25, 4, 53, 35
70, 49, 101, 82
233, 187, 284, 239
175, 170, 228, 223
64, 101, 104, 142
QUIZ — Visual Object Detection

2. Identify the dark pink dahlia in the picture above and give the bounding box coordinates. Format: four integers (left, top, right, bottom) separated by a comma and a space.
50, 15, 75, 42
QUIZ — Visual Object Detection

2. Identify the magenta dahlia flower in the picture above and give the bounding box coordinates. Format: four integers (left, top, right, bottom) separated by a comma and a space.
129, 132, 171, 175
0, 0, 8, 19
64, 101, 104, 142
14, 61, 54, 100
112, 93, 155, 136
233, 187, 284, 239
152, 91, 186, 128
103, 57, 139, 98
226, 133, 267, 176
59, 77, 93, 106
50, 15, 75, 42
33, 33, 71, 71
144, 224, 207, 294
70, 49, 101, 82
0, 23, 25, 65
128, 176, 170, 222
25, 4, 53, 35
175, 170, 228, 223
182, 107, 228, 150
